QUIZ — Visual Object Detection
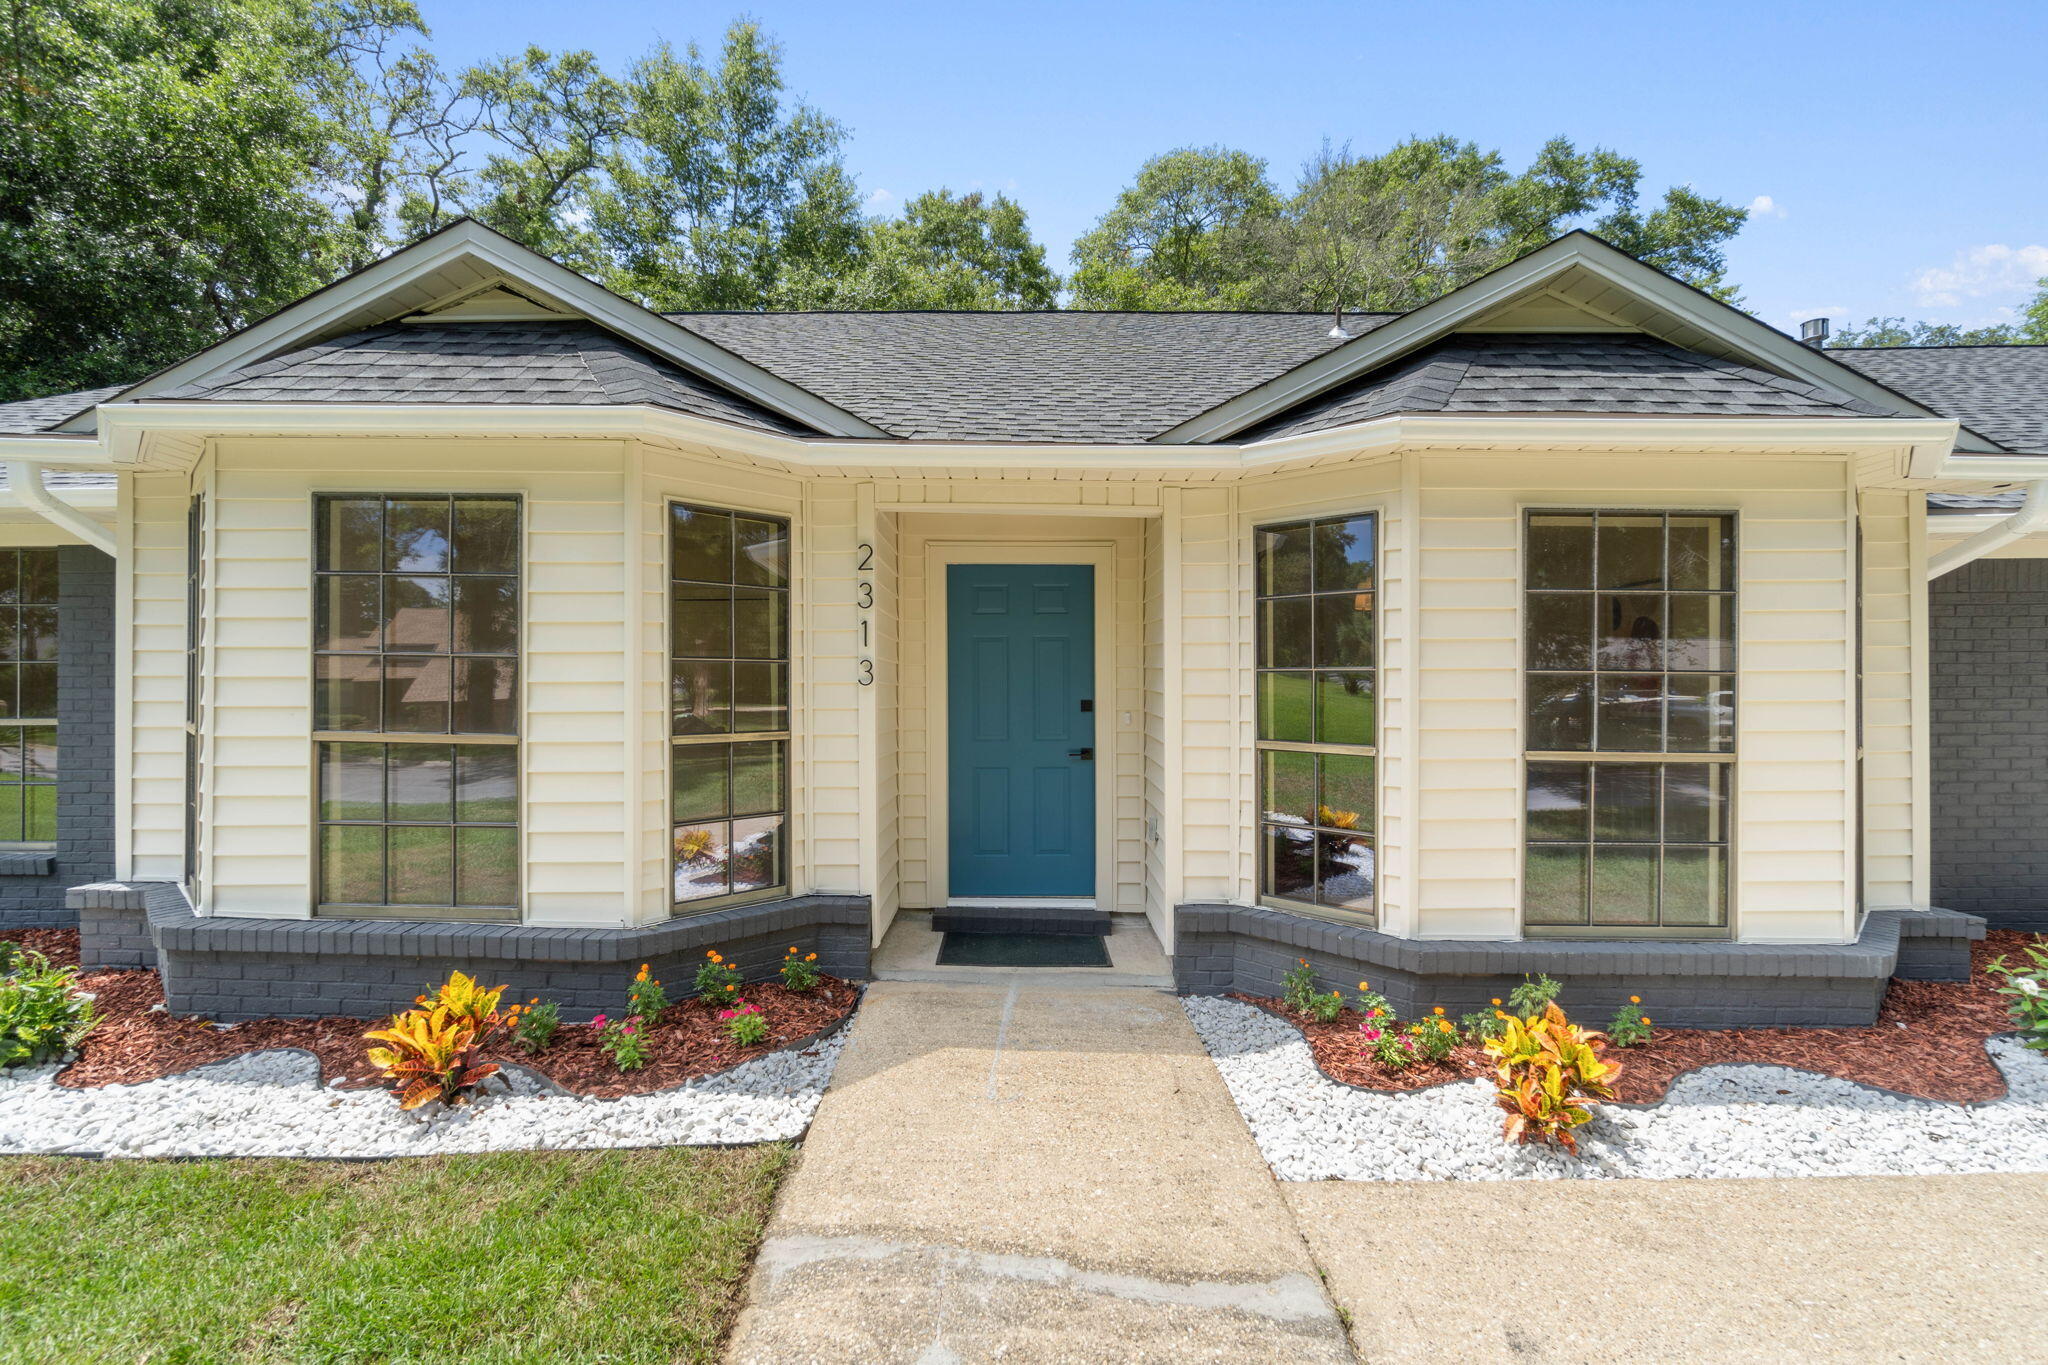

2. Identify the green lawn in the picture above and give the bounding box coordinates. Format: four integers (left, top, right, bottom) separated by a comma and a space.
0, 1146, 791, 1364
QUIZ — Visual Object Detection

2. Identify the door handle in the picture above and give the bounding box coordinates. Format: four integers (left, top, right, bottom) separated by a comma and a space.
1068, 748, 1093, 760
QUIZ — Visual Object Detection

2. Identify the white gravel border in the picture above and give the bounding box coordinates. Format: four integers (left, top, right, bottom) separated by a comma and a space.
1184, 995, 2048, 1182
0, 1025, 849, 1159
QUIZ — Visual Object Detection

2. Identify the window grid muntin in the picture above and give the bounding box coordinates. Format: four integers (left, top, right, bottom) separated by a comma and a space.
1254, 513, 1378, 922
670, 501, 791, 913
312, 495, 521, 919
1522, 511, 1735, 936
313, 495, 521, 737
0, 548, 59, 846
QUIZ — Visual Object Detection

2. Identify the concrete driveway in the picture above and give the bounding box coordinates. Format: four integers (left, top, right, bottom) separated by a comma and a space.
1290, 1172, 2046, 1364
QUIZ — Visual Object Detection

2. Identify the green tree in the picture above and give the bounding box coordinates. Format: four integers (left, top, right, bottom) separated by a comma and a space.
0, 0, 402, 399
1072, 135, 1749, 313
794, 190, 1059, 309
582, 24, 860, 309
1828, 284, 2048, 347
460, 46, 628, 262
1067, 147, 1280, 308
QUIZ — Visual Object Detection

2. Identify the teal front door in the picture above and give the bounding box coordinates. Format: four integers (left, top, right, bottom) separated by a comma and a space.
947, 564, 1096, 898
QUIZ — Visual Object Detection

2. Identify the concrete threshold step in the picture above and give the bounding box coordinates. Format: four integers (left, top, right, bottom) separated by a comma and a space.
869, 963, 1176, 990
930, 906, 1111, 936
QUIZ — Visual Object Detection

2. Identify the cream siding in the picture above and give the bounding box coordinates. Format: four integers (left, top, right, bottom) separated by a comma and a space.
889, 509, 1149, 911
1860, 487, 1928, 910
110, 422, 1929, 949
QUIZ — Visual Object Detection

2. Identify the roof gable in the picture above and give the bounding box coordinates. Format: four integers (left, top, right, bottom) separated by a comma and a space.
157, 321, 808, 435
1156, 232, 2002, 449
58, 219, 886, 439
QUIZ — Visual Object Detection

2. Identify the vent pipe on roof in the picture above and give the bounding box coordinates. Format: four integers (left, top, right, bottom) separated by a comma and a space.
1799, 317, 1831, 349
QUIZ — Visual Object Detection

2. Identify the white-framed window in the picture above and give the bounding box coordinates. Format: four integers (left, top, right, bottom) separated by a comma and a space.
0, 548, 59, 848
1254, 512, 1377, 922
1522, 510, 1735, 937
669, 501, 790, 912
311, 495, 521, 920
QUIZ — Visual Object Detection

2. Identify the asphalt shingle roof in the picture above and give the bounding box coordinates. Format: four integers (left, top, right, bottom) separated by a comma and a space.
1238, 333, 1894, 441
667, 310, 1397, 442
1830, 345, 2048, 453
0, 385, 125, 434
157, 321, 809, 435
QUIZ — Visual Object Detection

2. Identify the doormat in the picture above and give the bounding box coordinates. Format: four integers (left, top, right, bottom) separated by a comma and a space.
935, 932, 1112, 968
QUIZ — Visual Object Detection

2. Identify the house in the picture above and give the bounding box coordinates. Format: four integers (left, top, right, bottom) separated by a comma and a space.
3, 221, 2043, 1028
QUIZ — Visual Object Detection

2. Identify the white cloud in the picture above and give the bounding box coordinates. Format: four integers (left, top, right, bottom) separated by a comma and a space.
1783, 304, 1849, 329
865, 188, 894, 208
1746, 194, 1786, 219
1911, 244, 2048, 307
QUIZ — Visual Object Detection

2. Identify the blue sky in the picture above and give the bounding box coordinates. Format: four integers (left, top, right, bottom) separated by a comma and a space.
423, 0, 2048, 333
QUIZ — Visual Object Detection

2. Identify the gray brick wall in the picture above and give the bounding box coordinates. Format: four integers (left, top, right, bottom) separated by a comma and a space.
74, 882, 871, 1021
0, 547, 114, 928
1173, 904, 1981, 1029
1931, 557, 2048, 933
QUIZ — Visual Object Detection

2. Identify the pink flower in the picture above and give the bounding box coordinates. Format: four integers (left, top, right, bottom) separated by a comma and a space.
590, 1014, 608, 1028
1361, 1027, 1382, 1042
623, 1024, 637, 1035
718, 1009, 736, 1020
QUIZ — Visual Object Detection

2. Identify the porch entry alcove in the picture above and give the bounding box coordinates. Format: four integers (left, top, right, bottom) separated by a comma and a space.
944, 563, 1096, 900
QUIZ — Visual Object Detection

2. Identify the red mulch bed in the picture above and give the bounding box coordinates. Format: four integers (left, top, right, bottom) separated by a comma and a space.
0, 930, 859, 1098
1242, 929, 2042, 1105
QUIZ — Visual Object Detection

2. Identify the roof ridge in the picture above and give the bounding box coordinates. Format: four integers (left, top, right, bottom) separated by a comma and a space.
1830, 342, 2048, 353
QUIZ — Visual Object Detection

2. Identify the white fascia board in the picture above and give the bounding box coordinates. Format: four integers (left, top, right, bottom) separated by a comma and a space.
0, 435, 119, 464
1155, 233, 2004, 451
59, 221, 889, 440
1933, 453, 2048, 480
101, 403, 1962, 476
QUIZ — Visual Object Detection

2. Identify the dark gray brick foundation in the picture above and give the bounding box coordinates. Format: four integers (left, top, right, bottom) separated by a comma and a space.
72, 882, 871, 1021
1172, 904, 1985, 1029
1932, 557, 2048, 933
0, 547, 114, 929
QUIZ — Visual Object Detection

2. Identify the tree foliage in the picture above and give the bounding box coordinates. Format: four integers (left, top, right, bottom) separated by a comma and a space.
1069, 136, 1749, 312
1828, 286, 2048, 348
1, 9, 1060, 398
0, 0, 384, 400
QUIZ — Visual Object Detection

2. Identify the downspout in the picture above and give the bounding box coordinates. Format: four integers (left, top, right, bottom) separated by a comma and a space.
6, 461, 116, 556
1926, 479, 2048, 580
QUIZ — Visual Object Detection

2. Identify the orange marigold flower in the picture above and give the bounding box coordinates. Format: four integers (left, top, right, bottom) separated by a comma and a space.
1432, 1006, 1445, 1015
1641, 1016, 1652, 1026
1630, 995, 1641, 1004
805, 953, 817, 961
1490, 998, 1502, 1006
1358, 980, 1369, 990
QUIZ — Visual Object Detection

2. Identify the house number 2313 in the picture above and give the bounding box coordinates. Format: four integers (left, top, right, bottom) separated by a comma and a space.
856, 543, 876, 685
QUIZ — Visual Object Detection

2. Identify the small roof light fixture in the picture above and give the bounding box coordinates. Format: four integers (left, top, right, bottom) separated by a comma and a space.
1799, 317, 1831, 348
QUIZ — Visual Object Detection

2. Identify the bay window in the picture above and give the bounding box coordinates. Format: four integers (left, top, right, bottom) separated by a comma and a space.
671, 502, 789, 910
313, 495, 520, 918
1523, 511, 1734, 936
1255, 513, 1377, 920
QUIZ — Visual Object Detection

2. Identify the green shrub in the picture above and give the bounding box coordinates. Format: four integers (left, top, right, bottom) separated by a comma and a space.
694, 950, 743, 1009
1507, 973, 1562, 1016
1606, 996, 1655, 1048
720, 1003, 768, 1047
0, 951, 98, 1069
597, 1015, 649, 1072
1281, 958, 1318, 1013
628, 965, 669, 1026
779, 947, 822, 992
1988, 940, 2048, 1054
513, 998, 561, 1054
1305, 990, 1345, 1024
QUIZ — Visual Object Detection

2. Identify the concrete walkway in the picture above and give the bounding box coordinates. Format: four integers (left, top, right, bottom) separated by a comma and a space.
724, 978, 1351, 1363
